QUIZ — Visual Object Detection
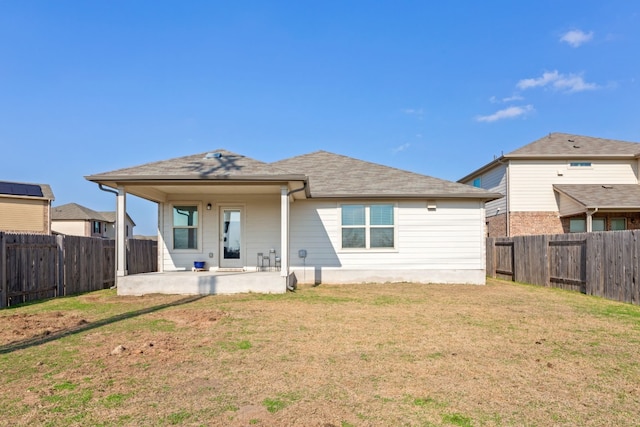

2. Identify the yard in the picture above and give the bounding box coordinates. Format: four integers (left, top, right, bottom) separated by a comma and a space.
1, 279, 639, 426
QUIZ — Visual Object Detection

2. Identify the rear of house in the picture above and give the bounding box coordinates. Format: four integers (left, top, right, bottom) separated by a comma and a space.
86, 149, 501, 295
0, 181, 55, 234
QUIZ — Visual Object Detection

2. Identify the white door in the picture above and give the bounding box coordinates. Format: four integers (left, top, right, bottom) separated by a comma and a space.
220, 208, 243, 268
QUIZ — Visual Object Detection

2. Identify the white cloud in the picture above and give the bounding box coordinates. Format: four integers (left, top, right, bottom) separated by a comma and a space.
402, 108, 424, 116
560, 29, 594, 47
476, 105, 534, 123
490, 94, 524, 103
517, 70, 598, 93
392, 143, 411, 153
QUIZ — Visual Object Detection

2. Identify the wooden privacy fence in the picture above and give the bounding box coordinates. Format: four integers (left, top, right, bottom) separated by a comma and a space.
0, 232, 157, 308
487, 230, 640, 305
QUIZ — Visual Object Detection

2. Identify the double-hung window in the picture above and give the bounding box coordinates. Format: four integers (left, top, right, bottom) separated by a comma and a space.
341, 204, 395, 249
173, 205, 199, 249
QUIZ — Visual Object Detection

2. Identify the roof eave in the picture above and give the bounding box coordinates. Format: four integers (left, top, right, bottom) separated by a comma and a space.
309, 193, 504, 201
458, 156, 506, 183
85, 174, 308, 183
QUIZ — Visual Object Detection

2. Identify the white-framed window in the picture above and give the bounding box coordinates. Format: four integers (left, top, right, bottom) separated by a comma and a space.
341, 204, 395, 249
611, 218, 626, 231
172, 204, 199, 249
569, 161, 592, 168
569, 218, 586, 233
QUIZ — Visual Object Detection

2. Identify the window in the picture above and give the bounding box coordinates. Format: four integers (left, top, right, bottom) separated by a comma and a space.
341, 204, 394, 249
592, 218, 605, 232
472, 177, 482, 188
173, 205, 199, 249
569, 161, 592, 167
93, 221, 101, 234
569, 218, 586, 233
611, 218, 626, 231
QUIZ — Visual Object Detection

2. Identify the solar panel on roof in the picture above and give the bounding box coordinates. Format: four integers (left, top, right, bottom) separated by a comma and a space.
0, 181, 44, 197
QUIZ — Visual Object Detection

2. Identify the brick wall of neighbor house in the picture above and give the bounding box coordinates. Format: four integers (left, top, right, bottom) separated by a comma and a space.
509, 211, 563, 236
486, 213, 508, 237
560, 213, 640, 233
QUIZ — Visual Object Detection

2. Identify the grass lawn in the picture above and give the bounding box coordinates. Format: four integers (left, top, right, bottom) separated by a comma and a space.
1, 278, 639, 426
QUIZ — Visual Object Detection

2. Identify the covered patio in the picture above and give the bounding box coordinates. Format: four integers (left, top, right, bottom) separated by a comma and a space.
554, 184, 640, 232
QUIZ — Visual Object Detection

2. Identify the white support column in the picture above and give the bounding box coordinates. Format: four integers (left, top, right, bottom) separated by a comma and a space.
280, 186, 290, 281
116, 186, 128, 278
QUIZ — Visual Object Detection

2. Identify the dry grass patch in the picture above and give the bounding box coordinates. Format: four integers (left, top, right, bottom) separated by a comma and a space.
0, 279, 639, 426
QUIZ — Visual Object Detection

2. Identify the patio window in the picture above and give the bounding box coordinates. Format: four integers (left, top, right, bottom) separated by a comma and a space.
592, 218, 605, 232
173, 205, 199, 249
611, 218, 626, 231
341, 204, 395, 249
569, 218, 586, 233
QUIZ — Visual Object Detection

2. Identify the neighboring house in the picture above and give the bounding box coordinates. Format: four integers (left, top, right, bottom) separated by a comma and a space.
86, 149, 500, 295
0, 180, 55, 234
459, 132, 640, 237
51, 203, 135, 238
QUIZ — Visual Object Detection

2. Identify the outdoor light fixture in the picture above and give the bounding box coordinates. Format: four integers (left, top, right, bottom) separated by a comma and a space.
206, 203, 212, 210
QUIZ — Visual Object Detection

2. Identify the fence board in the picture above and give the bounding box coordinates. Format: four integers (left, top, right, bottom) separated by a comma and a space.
1, 233, 156, 307
487, 230, 640, 305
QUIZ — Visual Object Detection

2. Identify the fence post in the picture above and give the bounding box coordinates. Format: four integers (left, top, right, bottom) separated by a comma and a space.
56, 234, 65, 297
0, 232, 6, 308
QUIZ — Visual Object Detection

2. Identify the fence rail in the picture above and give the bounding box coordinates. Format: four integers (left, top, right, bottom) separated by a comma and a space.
487, 230, 640, 305
0, 232, 157, 307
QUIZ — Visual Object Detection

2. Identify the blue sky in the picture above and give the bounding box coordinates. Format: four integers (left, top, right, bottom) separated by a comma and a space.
2, 1, 639, 235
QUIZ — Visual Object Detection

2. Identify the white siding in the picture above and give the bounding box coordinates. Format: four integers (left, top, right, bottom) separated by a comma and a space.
289, 199, 486, 285
462, 164, 507, 217
52, 220, 87, 236
557, 193, 586, 217
510, 159, 638, 211
160, 194, 281, 271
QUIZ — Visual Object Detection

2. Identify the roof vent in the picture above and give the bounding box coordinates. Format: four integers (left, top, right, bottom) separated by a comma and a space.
205, 152, 222, 159
602, 185, 613, 189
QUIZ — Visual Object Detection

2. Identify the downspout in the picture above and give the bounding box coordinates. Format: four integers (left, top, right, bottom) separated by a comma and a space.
98, 184, 120, 288
99, 184, 118, 196
284, 181, 307, 291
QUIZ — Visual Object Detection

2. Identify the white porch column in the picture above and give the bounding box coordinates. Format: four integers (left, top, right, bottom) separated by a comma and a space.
280, 186, 290, 280
116, 186, 128, 277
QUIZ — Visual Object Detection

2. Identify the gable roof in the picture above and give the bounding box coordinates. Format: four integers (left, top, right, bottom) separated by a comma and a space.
87, 149, 501, 201
272, 150, 498, 198
88, 149, 303, 181
509, 133, 640, 157
0, 180, 54, 200
52, 203, 135, 224
553, 184, 640, 210
459, 132, 640, 182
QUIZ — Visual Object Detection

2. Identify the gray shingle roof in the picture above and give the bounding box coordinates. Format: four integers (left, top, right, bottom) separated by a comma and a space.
508, 132, 640, 157
553, 184, 640, 209
272, 150, 497, 198
459, 132, 640, 183
87, 149, 502, 200
88, 149, 299, 180
52, 203, 106, 221
52, 203, 136, 225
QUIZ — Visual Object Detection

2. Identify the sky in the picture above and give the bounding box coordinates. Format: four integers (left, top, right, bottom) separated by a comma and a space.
2, 1, 639, 236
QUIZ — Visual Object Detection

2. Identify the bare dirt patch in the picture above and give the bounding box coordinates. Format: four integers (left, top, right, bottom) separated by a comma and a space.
1, 280, 639, 426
